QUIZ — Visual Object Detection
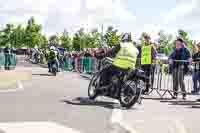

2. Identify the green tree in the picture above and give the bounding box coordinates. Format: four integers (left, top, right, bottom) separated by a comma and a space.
72, 28, 85, 51
49, 34, 60, 46
24, 17, 43, 48
40, 35, 48, 48
0, 24, 14, 47
158, 30, 174, 55
178, 29, 193, 51
104, 26, 120, 47
60, 29, 72, 50
90, 28, 101, 48
72, 33, 81, 51
9, 25, 26, 48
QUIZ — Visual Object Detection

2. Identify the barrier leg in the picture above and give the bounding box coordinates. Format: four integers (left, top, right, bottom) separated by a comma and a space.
63, 58, 68, 71
4, 54, 11, 70
87, 57, 92, 74
161, 89, 179, 98
0, 53, 5, 69
10, 54, 16, 69
89, 58, 94, 74
84, 57, 88, 73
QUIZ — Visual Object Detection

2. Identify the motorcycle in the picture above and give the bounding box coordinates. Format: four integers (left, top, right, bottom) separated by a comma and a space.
32, 52, 40, 64
49, 60, 58, 76
88, 57, 147, 109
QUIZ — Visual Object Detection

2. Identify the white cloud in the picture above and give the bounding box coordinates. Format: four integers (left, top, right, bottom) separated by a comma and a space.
143, 0, 200, 40
164, 0, 196, 25
1, 0, 200, 41
0, 0, 136, 36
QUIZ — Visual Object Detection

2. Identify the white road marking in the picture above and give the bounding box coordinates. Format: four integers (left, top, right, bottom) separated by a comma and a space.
0, 122, 82, 133
0, 80, 24, 93
120, 116, 188, 133
110, 100, 139, 133
169, 120, 188, 133
17, 80, 23, 90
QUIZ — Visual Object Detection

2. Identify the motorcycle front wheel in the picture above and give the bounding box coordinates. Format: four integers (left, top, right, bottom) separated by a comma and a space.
52, 68, 57, 76
88, 72, 100, 100
119, 80, 141, 109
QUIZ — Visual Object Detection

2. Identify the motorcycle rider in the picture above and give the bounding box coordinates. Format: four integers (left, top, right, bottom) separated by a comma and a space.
96, 33, 139, 94
47, 46, 59, 73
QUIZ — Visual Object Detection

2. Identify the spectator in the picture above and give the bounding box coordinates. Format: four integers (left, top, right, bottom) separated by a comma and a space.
192, 43, 200, 94
169, 38, 192, 99
140, 34, 157, 94
72, 53, 76, 71
4, 44, 12, 70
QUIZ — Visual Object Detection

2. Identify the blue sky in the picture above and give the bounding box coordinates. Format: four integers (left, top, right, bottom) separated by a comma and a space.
126, 0, 176, 17
0, 0, 199, 40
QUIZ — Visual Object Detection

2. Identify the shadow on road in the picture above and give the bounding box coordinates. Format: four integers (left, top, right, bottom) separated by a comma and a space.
158, 99, 200, 109
160, 99, 198, 103
143, 97, 172, 101
32, 73, 53, 76
191, 106, 200, 109
169, 101, 200, 106
80, 75, 91, 80
61, 97, 133, 110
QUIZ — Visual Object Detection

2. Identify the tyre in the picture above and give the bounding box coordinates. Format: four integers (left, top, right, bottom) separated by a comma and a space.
51, 64, 57, 76
119, 80, 141, 109
88, 72, 100, 100
52, 68, 57, 76
53, 70, 57, 76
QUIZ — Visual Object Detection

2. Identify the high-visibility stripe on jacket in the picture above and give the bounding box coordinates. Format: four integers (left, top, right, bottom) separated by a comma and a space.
112, 42, 138, 70
141, 45, 152, 65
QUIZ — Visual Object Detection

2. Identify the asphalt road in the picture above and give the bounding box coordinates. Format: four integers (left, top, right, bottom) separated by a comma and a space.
0, 56, 200, 133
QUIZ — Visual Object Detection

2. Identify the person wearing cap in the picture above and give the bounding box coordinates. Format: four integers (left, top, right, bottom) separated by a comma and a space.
140, 34, 157, 94
192, 43, 200, 94
169, 38, 192, 100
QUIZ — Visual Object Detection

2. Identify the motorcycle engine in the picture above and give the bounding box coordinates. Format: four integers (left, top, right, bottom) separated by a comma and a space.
137, 80, 145, 91
111, 75, 119, 85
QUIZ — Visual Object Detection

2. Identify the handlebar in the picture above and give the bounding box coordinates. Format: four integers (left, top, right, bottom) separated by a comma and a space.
104, 57, 113, 62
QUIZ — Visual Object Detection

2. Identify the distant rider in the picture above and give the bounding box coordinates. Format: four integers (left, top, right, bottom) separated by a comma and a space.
47, 46, 59, 73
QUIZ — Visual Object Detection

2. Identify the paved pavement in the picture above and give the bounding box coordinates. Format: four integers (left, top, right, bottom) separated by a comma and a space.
0, 56, 200, 133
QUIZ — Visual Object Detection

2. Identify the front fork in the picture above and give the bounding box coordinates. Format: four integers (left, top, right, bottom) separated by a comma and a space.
137, 80, 145, 104
137, 88, 143, 104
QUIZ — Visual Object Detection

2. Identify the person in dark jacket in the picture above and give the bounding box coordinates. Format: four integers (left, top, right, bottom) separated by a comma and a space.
169, 38, 192, 99
192, 44, 200, 94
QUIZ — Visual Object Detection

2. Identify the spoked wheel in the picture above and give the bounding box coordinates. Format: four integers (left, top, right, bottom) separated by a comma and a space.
120, 81, 141, 109
88, 73, 100, 100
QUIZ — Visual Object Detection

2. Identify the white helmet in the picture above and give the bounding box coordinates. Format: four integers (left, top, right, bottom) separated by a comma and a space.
50, 46, 56, 51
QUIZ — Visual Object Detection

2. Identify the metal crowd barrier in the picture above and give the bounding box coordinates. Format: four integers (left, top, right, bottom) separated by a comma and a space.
62, 57, 197, 98
63, 56, 99, 73
149, 60, 194, 98
0, 53, 17, 70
